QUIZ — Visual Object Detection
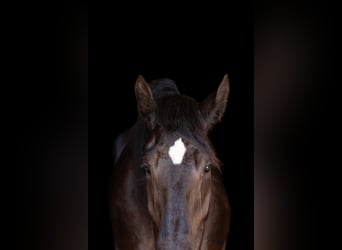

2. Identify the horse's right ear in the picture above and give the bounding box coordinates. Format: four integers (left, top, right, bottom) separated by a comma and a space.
135, 75, 156, 129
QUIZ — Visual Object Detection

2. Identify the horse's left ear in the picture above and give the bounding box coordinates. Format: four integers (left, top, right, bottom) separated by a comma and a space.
135, 75, 156, 129
200, 74, 230, 130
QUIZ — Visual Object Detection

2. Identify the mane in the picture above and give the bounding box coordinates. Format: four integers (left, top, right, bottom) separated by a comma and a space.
149, 79, 222, 168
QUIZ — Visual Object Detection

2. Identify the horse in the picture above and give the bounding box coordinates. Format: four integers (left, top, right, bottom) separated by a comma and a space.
110, 75, 231, 250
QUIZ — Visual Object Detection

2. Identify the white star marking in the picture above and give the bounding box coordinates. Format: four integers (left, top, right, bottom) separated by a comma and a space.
168, 137, 187, 165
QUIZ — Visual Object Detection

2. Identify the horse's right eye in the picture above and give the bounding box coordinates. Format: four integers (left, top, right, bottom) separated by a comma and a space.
143, 164, 151, 176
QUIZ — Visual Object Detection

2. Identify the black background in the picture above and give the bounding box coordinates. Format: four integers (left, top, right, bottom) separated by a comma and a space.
90, 4, 253, 250
16, 2, 341, 250
16, 2, 253, 250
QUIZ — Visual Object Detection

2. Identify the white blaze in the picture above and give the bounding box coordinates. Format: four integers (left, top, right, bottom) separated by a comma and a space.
168, 138, 187, 164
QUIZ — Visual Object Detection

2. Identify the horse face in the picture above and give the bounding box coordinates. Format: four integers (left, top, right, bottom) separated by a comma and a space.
142, 134, 214, 250
135, 74, 230, 249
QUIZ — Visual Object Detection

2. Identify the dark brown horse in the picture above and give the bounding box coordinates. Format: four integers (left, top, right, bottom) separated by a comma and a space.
110, 75, 231, 250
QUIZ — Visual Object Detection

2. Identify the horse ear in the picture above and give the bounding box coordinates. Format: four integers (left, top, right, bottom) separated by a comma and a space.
135, 75, 156, 129
200, 74, 230, 130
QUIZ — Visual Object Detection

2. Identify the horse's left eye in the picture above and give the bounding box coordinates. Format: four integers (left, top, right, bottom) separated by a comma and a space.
204, 164, 212, 173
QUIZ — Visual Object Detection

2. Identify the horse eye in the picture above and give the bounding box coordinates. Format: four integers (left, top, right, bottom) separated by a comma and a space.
143, 164, 151, 176
204, 164, 212, 173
